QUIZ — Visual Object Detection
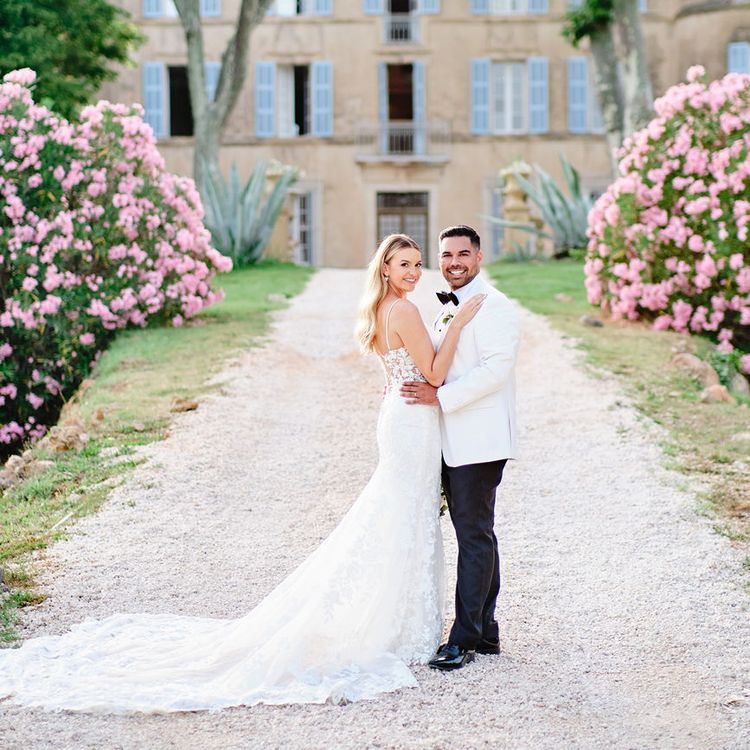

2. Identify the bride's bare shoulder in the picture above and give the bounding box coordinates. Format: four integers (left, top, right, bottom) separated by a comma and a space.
377, 297, 419, 320
388, 299, 420, 317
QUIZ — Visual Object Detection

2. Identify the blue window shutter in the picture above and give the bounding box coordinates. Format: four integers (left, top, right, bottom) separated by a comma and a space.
728, 42, 750, 74
143, 0, 163, 17
590, 86, 604, 133
200, 0, 220, 16
470, 0, 489, 14
313, 0, 332, 15
418, 0, 440, 13
255, 62, 276, 138
638, 0, 646, 11
204, 62, 221, 102
567, 57, 588, 133
529, 0, 548, 13
378, 62, 388, 153
266, 1, 276, 15
412, 60, 426, 154
568, 0, 583, 7
528, 57, 548, 134
491, 181, 503, 258
470, 58, 490, 134
363, 0, 384, 14
311, 61, 333, 137
142, 62, 166, 138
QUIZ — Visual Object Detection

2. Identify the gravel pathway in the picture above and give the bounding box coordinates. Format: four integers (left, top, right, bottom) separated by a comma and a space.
1, 269, 748, 750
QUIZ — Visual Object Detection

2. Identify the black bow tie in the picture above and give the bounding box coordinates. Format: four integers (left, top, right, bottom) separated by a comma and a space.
436, 291, 459, 306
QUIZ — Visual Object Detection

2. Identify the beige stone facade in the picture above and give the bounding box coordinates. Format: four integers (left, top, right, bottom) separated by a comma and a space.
102, 0, 750, 267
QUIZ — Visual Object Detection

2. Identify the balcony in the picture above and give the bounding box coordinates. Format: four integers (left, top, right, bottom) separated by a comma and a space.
382, 14, 420, 44
356, 120, 451, 163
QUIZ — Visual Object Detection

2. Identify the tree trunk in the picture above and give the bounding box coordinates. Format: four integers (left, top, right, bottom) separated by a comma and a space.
589, 25, 625, 177
613, 0, 653, 138
173, 0, 273, 190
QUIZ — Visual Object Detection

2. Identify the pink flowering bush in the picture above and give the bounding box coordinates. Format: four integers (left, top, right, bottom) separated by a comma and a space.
0, 69, 232, 455
584, 66, 750, 373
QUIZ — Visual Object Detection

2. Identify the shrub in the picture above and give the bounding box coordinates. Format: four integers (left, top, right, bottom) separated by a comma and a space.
584, 66, 750, 371
201, 160, 298, 267
0, 69, 232, 456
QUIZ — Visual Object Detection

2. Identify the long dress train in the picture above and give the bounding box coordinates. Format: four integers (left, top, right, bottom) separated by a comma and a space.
0, 345, 444, 713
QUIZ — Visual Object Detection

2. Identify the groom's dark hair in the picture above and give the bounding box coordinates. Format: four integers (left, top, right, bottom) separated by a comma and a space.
439, 224, 481, 250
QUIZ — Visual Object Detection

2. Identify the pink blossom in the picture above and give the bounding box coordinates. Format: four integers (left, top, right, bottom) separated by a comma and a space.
3, 68, 36, 86
741, 355, 750, 375
26, 392, 43, 410
695, 254, 718, 278
652, 315, 673, 331
79, 333, 95, 345
22, 276, 38, 292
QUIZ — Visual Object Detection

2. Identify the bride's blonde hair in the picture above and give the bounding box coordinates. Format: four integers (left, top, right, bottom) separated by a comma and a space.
355, 233, 422, 354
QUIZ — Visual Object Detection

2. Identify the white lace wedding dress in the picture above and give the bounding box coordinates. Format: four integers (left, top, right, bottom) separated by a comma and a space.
0, 338, 444, 713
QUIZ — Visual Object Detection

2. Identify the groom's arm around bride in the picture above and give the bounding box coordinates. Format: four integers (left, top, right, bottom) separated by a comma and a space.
400, 224, 520, 671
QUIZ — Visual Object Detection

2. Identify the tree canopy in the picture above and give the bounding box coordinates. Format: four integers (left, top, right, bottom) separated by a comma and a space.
0, 0, 143, 119
562, 0, 614, 47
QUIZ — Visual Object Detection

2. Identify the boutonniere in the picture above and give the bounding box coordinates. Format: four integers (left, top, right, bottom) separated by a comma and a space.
440, 311, 455, 327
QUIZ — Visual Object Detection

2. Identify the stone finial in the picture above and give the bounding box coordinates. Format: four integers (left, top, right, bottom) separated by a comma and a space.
498, 160, 542, 257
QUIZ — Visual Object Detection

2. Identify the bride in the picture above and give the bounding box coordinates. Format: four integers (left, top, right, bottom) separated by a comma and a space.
0, 234, 484, 713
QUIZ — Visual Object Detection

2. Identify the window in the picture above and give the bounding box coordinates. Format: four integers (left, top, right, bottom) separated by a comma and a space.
142, 62, 221, 139
486, 0, 547, 14
472, 57, 547, 135
168, 66, 194, 136
728, 42, 750, 74
570, 0, 644, 8
277, 65, 310, 136
267, 0, 332, 15
363, 0, 439, 13
276, 0, 305, 14
376, 193, 429, 257
377, 61, 426, 154
291, 192, 315, 264
492, 62, 526, 133
143, 0, 220, 17
567, 57, 603, 134
491, 0, 526, 14
255, 61, 334, 138
383, 0, 421, 43
200, 0, 221, 16
485, 177, 504, 260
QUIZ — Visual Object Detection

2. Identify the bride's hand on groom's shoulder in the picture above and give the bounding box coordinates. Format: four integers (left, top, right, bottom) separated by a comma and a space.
401, 380, 439, 406
453, 294, 486, 329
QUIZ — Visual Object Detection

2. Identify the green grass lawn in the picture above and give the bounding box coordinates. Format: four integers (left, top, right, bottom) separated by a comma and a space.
488, 259, 750, 542
0, 261, 313, 641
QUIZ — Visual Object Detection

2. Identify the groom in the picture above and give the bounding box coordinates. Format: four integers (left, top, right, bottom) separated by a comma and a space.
401, 224, 520, 670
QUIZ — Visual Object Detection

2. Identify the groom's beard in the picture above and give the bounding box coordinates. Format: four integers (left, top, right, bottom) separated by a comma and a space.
444, 269, 480, 291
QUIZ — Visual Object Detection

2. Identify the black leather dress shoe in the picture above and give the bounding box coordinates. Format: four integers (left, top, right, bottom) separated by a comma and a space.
428, 643, 476, 671
475, 638, 500, 655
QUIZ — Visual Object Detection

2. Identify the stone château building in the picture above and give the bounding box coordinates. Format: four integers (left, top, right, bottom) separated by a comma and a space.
102, 1, 750, 267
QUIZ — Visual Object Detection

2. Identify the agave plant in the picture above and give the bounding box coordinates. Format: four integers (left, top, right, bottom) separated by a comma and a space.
200, 160, 298, 266
486, 154, 594, 258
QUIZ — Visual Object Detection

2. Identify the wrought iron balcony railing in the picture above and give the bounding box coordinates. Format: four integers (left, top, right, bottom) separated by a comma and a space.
382, 14, 420, 44
356, 120, 451, 160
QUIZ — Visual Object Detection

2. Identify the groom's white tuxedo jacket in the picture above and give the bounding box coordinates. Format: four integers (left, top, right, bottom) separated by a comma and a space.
432, 274, 520, 468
